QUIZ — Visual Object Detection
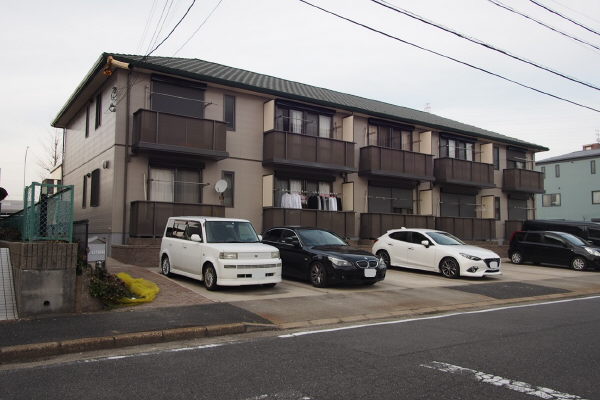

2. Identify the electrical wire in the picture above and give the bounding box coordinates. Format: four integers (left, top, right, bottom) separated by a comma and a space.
146, 0, 196, 57
296, 0, 600, 113
371, 0, 600, 91
146, 0, 173, 54
173, 0, 225, 56
485, 0, 600, 52
527, 0, 600, 37
137, 0, 159, 52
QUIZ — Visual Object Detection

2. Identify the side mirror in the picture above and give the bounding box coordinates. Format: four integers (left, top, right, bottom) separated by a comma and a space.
190, 234, 202, 242
421, 240, 430, 248
258, 234, 263, 241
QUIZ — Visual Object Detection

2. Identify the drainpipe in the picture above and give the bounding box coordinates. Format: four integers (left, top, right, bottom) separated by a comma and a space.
122, 69, 131, 245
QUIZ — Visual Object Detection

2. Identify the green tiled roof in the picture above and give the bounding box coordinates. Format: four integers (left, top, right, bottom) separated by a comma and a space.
54, 52, 548, 151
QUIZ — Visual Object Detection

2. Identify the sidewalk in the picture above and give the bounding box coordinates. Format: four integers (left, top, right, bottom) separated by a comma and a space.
2, 258, 600, 364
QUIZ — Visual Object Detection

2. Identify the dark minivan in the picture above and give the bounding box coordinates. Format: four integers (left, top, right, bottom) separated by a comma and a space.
521, 220, 600, 246
509, 230, 600, 270
262, 226, 386, 287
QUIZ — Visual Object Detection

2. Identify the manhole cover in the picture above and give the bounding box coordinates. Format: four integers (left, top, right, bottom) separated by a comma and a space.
448, 282, 569, 299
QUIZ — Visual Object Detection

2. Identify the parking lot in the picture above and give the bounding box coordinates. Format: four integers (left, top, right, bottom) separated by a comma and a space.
115, 260, 600, 326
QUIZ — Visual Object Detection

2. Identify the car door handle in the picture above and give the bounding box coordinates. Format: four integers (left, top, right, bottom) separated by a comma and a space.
408, 247, 414, 250
387, 243, 393, 246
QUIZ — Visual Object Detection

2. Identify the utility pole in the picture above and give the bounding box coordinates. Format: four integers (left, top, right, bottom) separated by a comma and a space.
24, 146, 29, 192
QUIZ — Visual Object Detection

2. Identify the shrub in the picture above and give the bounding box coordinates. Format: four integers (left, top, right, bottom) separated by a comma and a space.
88, 266, 134, 308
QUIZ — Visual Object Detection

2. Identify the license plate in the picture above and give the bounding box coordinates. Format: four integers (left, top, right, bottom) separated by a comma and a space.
489, 261, 498, 269
364, 269, 376, 278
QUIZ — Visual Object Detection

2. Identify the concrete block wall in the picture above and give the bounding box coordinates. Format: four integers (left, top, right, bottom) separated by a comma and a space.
0, 241, 77, 317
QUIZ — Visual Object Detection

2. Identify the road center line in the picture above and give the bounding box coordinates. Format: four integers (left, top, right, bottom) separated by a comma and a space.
278, 295, 600, 338
421, 361, 587, 400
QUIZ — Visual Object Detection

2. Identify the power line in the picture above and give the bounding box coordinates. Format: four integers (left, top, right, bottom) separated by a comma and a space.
146, 0, 197, 57
546, 0, 600, 26
527, 0, 600, 37
137, 0, 159, 52
485, 0, 600, 52
371, 0, 600, 91
146, 0, 174, 54
173, 0, 225, 56
296, 0, 600, 113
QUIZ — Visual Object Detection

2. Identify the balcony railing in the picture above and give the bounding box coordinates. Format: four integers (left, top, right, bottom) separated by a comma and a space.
132, 109, 228, 160
359, 146, 434, 182
263, 208, 355, 238
130, 201, 225, 238
503, 169, 544, 193
434, 158, 495, 188
435, 217, 496, 241
263, 130, 356, 173
360, 213, 435, 239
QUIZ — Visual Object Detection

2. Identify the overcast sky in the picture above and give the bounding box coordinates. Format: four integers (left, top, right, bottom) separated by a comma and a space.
1, 0, 599, 200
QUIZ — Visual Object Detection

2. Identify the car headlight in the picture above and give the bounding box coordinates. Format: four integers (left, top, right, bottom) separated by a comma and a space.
460, 253, 482, 261
584, 247, 600, 256
219, 252, 238, 259
271, 251, 280, 259
328, 256, 352, 267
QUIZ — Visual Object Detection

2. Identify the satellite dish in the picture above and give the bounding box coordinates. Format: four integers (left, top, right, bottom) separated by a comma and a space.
214, 179, 228, 193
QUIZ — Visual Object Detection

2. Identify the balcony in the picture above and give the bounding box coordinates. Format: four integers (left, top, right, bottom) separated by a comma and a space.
435, 217, 495, 241
263, 208, 355, 238
263, 130, 356, 174
434, 158, 495, 188
130, 201, 225, 238
360, 213, 435, 240
132, 109, 228, 160
503, 169, 544, 194
359, 146, 434, 182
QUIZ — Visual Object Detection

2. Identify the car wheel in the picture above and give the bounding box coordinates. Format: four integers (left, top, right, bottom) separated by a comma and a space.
203, 265, 218, 291
439, 257, 460, 279
571, 256, 587, 271
376, 250, 391, 268
510, 251, 523, 265
310, 262, 327, 288
161, 256, 172, 277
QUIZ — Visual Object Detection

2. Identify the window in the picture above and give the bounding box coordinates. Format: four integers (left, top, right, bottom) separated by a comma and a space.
389, 231, 409, 241
263, 229, 282, 242
525, 232, 543, 243
542, 193, 561, 207
82, 175, 87, 208
440, 136, 474, 161
494, 197, 501, 220
274, 177, 332, 208
493, 145, 500, 170
184, 221, 202, 241
591, 160, 596, 175
222, 171, 234, 208
507, 147, 527, 169
85, 104, 90, 138
440, 192, 476, 218
151, 77, 205, 118
149, 167, 202, 203
275, 104, 332, 138
368, 185, 413, 214
167, 220, 187, 238
367, 124, 412, 151
224, 95, 236, 131
540, 166, 545, 178
593, 191, 600, 204
555, 164, 560, 177
544, 234, 565, 247
90, 169, 100, 207
94, 93, 102, 129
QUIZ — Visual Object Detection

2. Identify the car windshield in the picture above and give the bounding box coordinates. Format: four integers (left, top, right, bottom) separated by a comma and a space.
555, 232, 587, 246
427, 231, 465, 245
297, 229, 347, 247
205, 221, 259, 243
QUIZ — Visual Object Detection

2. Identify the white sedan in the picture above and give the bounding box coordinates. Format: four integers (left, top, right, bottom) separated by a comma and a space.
372, 228, 501, 278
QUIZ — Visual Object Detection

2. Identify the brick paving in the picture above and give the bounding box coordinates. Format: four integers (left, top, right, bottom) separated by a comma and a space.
106, 258, 213, 311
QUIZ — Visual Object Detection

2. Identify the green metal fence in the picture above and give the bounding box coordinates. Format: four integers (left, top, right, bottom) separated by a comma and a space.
13, 182, 75, 241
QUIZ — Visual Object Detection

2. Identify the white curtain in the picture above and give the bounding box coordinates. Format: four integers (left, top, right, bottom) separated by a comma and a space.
149, 168, 174, 202
319, 115, 331, 138
291, 110, 303, 133
319, 182, 330, 195
290, 179, 302, 194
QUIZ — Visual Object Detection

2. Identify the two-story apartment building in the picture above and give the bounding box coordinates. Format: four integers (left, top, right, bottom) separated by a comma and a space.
51, 53, 547, 251
535, 143, 600, 221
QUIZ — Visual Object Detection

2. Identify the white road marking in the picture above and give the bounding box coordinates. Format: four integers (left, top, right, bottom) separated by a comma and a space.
242, 391, 313, 400
421, 361, 587, 400
81, 343, 225, 364
278, 295, 600, 338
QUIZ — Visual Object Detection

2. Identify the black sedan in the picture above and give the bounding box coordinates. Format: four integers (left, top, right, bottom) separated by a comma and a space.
262, 227, 386, 287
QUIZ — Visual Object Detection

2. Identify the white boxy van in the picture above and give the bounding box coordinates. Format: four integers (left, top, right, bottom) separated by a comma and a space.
159, 217, 282, 290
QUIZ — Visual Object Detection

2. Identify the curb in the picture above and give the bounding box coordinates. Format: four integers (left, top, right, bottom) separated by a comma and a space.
0, 322, 277, 364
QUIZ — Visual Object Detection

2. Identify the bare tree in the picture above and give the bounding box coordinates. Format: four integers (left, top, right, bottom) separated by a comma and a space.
37, 128, 63, 176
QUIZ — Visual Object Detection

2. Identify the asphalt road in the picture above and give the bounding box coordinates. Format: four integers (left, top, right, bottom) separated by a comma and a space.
2, 296, 599, 399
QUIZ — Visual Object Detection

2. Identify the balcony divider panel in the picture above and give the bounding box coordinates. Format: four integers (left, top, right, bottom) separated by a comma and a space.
434, 158, 494, 188
435, 217, 495, 241
359, 146, 434, 181
503, 169, 544, 193
360, 213, 435, 239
